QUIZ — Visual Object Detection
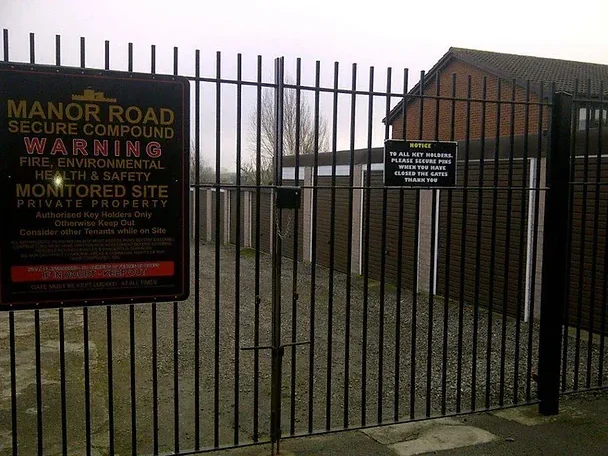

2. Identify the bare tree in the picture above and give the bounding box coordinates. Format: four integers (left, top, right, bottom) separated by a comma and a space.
189, 148, 215, 184
242, 84, 330, 184
189, 143, 235, 184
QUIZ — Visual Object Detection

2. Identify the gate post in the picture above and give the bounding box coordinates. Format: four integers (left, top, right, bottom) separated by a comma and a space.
538, 91, 572, 415
270, 56, 285, 452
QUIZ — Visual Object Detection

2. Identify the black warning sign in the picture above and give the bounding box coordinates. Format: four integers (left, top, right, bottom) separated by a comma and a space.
383, 140, 458, 187
0, 62, 190, 309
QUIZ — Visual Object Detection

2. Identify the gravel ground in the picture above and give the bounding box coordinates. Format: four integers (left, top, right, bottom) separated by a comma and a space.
0, 242, 607, 456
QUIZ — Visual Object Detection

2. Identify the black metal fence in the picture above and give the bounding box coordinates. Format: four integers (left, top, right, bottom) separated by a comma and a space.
0, 30, 607, 456
561, 90, 608, 394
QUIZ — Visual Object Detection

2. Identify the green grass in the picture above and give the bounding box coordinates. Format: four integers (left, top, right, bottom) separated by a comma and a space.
240, 248, 258, 258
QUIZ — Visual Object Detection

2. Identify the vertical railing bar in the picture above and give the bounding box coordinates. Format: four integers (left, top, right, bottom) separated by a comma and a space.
471, 76, 487, 411
574, 81, 591, 389
394, 68, 408, 421
106, 301, 114, 456
1, 71, 9, 456
441, 73, 456, 414
426, 71, 440, 418
4, 31, 14, 447
513, 80, 531, 404
377, 66, 391, 424
527, 81, 544, 401
486, 78, 501, 409
126, 41, 138, 456
573, 81, 589, 390
80, 37, 85, 70
499, 80, 517, 406
30, 30, 44, 456
410, 69, 424, 420
127, 42, 133, 71
55, 34, 61, 65
562, 79, 577, 392
344, 62, 358, 428
598, 82, 607, 387
29, 32, 35, 63
270, 56, 285, 454
173, 46, 181, 454
9, 309, 17, 456
233, 52, 242, 446
129, 302, 137, 455
586, 79, 602, 388
213, 49, 221, 449
54, 33, 69, 456
76, 33, 85, 74
307, 60, 322, 433
455, 75, 471, 413
103, 38, 115, 456
4, 29, 16, 456
289, 57, 302, 436
193, 47, 201, 452
82, 244, 93, 456
325, 61, 340, 431
150, 43, 160, 456
361, 65, 375, 427
253, 55, 262, 442
427, 195, 438, 412
2, 28, 8, 61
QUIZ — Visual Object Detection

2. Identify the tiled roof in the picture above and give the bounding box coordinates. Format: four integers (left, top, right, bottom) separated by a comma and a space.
451, 47, 608, 97
386, 47, 608, 123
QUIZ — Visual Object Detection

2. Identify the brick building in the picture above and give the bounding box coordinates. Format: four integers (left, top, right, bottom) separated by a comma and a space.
386, 47, 608, 141
386, 48, 608, 331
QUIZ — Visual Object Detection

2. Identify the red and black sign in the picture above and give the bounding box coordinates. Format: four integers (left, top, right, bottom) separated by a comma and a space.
384, 139, 458, 187
0, 63, 190, 308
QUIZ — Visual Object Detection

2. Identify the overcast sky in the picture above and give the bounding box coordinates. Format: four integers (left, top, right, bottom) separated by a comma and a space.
2, 0, 607, 171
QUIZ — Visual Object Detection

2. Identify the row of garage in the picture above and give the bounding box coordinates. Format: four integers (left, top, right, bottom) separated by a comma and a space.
190, 144, 607, 334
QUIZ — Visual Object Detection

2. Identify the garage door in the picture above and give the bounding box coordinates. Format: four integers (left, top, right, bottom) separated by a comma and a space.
362, 170, 418, 290
251, 189, 272, 254
191, 188, 209, 242
314, 176, 352, 273
229, 189, 246, 247
209, 190, 227, 244
436, 160, 529, 318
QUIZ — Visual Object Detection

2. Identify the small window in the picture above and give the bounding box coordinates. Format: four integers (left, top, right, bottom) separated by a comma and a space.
578, 107, 608, 130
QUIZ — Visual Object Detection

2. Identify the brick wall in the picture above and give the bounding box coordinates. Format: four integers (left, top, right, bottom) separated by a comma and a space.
391, 59, 548, 142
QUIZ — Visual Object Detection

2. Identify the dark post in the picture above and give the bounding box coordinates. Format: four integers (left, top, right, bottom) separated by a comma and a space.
538, 91, 573, 415
270, 57, 285, 453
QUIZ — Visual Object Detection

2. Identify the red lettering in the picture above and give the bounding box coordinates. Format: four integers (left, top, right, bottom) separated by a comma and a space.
50, 138, 68, 155
93, 139, 108, 156
73, 139, 88, 155
126, 141, 140, 157
23, 137, 47, 154
146, 141, 162, 158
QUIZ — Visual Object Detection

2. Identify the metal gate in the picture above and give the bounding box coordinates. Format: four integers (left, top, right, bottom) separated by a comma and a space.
559, 88, 608, 395
0, 30, 607, 456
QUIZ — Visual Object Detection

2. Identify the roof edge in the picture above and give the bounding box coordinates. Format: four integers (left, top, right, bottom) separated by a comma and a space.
384, 47, 553, 125
384, 47, 455, 124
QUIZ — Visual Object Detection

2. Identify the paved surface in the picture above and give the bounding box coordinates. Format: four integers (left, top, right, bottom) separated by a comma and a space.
0, 244, 606, 455
216, 390, 608, 456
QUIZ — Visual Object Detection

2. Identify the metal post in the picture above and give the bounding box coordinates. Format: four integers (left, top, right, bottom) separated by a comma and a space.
538, 91, 573, 415
270, 56, 285, 453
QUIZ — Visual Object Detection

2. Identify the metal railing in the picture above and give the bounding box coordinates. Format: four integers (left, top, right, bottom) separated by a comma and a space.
0, 29, 607, 456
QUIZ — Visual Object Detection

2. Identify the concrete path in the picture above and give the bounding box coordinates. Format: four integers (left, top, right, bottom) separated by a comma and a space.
216, 390, 608, 456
